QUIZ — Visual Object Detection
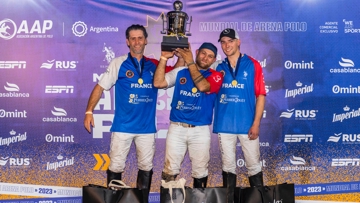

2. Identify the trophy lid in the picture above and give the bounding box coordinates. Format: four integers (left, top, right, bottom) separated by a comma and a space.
173, 1, 183, 11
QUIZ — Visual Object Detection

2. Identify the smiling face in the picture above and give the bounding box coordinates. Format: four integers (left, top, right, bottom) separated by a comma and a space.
126, 29, 147, 57
195, 48, 216, 69
219, 36, 241, 57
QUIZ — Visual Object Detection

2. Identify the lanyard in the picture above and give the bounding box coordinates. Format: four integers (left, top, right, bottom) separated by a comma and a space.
226, 55, 241, 80
129, 53, 144, 84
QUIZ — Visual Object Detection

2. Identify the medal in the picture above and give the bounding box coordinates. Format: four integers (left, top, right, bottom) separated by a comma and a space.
227, 54, 242, 85
232, 80, 237, 86
138, 78, 143, 85
192, 87, 197, 93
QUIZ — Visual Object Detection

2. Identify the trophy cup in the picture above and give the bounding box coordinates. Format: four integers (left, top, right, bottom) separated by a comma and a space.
161, 0, 192, 51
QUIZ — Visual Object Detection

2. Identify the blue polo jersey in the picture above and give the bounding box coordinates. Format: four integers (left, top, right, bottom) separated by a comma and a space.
98, 53, 158, 133
168, 67, 219, 126
213, 54, 264, 134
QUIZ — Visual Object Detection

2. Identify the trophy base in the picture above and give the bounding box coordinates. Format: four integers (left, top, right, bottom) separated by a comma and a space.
161, 36, 189, 52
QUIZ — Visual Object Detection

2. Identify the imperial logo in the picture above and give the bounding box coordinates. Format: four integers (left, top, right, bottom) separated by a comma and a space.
0, 61, 26, 69
40, 60, 78, 70
46, 154, 74, 170
0, 82, 30, 98
280, 108, 317, 120
45, 85, 74, 93
332, 158, 360, 166
42, 106, 77, 122
281, 156, 316, 171
327, 132, 360, 144
332, 105, 360, 122
285, 81, 313, 98
0, 18, 53, 40
0, 130, 27, 146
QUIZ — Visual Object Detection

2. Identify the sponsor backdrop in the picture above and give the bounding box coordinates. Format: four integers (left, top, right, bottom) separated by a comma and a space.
0, 0, 359, 202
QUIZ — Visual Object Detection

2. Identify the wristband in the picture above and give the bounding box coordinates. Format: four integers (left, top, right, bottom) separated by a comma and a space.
160, 56, 168, 61
85, 111, 93, 115
187, 61, 196, 67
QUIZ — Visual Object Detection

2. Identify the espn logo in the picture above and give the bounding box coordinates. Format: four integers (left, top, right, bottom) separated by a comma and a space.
45, 86, 74, 93
331, 158, 360, 166
284, 134, 313, 142
93, 154, 109, 170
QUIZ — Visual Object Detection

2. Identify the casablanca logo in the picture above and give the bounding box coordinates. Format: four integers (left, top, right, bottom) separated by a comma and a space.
290, 156, 306, 165
339, 58, 355, 68
327, 133, 342, 142
103, 43, 115, 64
4, 82, 19, 92
72, 21, 88, 37
43, 106, 77, 122
51, 106, 67, 116
1, 82, 30, 98
0, 19, 16, 40
280, 156, 316, 171
0, 157, 9, 166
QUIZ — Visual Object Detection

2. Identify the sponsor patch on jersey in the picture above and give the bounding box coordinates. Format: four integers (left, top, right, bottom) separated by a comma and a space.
180, 77, 187, 84
126, 70, 134, 78
220, 70, 225, 76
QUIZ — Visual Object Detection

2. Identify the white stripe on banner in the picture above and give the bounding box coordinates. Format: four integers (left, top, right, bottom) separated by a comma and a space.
0, 182, 81, 197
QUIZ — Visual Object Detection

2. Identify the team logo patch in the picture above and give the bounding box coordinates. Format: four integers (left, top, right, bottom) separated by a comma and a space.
220, 70, 225, 76
180, 77, 187, 84
126, 70, 134, 78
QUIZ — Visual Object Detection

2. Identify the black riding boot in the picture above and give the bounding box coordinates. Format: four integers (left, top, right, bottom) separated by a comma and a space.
137, 169, 153, 203
193, 176, 208, 188
249, 171, 264, 187
223, 171, 236, 203
161, 171, 177, 182
106, 169, 122, 186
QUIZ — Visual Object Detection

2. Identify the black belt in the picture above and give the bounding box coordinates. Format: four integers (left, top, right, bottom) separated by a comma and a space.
170, 121, 196, 128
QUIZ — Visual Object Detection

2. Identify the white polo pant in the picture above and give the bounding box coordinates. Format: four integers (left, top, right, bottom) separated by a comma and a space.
218, 133, 261, 176
108, 132, 155, 173
163, 124, 211, 179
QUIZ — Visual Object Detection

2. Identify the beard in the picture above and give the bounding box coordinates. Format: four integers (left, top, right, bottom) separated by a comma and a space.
195, 57, 211, 70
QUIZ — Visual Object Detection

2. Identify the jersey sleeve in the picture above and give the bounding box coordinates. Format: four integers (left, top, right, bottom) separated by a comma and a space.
206, 69, 224, 94
98, 56, 124, 90
253, 60, 266, 97
165, 66, 186, 88
149, 58, 173, 73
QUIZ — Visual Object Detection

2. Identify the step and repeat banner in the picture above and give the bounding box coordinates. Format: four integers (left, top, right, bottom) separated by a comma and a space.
1, 0, 360, 202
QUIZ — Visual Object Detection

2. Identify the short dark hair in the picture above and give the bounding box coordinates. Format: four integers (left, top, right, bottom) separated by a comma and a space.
125, 24, 148, 39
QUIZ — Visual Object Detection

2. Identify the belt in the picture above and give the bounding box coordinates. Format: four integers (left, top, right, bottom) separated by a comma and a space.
170, 121, 196, 128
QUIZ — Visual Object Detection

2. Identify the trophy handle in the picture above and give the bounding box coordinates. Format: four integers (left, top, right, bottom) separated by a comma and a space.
161, 13, 167, 34
185, 15, 192, 36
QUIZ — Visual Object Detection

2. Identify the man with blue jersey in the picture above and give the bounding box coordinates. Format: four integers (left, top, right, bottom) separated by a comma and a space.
84, 24, 183, 203
212, 28, 266, 202
154, 42, 223, 188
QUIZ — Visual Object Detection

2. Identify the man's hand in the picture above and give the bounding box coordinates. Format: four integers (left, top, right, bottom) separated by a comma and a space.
248, 125, 260, 140
84, 114, 94, 133
175, 44, 194, 65
161, 50, 175, 59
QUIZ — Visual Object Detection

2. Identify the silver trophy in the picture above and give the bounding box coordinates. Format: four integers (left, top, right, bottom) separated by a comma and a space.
161, 0, 192, 51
